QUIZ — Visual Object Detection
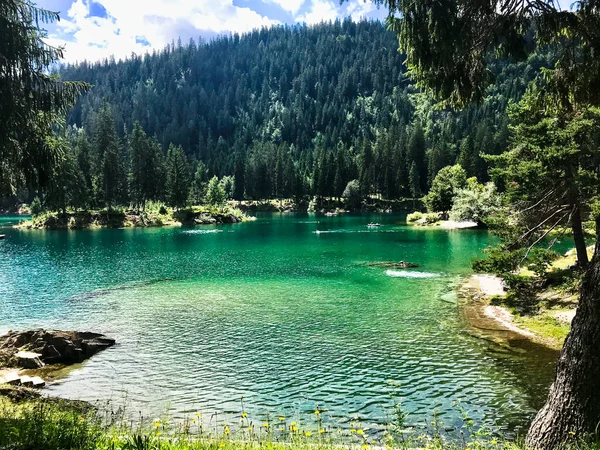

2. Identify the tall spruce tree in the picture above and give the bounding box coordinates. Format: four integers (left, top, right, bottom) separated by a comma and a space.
91, 106, 124, 210
165, 144, 190, 209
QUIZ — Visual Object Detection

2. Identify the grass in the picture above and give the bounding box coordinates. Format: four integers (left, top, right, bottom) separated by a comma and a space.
1, 394, 599, 450
489, 248, 591, 348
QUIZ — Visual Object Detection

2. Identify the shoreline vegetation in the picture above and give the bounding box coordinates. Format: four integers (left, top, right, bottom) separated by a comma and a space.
0, 387, 597, 450
9, 197, 426, 230
458, 248, 590, 351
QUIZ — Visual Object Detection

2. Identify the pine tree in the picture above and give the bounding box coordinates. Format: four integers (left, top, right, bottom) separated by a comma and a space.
165, 144, 190, 209
91, 105, 123, 210
0, 0, 88, 195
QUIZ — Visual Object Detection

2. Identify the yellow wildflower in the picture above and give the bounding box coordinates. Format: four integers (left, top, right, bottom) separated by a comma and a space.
279, 416, 285, 421
305, 431, 312, 437
156, 432, 161, 437
569, 431, 576, 436
314, 410, 320, 415
154, 422, 161, 428
247, 426, 252, 431
241, 412, 248, 418
357, 429, 364, 435
350, 429, 357, 434
219, 444, 225, 448
224, 427, 230, 435
319, 429, 325, 434
492, 440, 498, 445
196, 413, 201, 418
362, 445, 370, 450
280, 427, 285, 431
263, 423, 269, 428
291, 421, 297, 426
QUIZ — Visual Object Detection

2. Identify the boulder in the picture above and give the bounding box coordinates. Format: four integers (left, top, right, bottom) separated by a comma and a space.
14, 351, 44, 369
0, 329, 115, 368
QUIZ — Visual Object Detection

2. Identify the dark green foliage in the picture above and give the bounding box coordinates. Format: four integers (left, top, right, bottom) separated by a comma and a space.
165, 144, 190, 209
51, 21, 541, 206
129, 122, 165, 210
91, 105, 127, 210
0, 1, 88, 196
30, 197, 42, 216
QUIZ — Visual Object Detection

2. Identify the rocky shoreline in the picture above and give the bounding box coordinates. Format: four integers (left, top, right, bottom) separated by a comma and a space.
0, 330, 115, 392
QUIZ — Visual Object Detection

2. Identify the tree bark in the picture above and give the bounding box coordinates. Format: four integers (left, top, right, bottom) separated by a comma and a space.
571, 205, 589, 269
526, 231, 600, 449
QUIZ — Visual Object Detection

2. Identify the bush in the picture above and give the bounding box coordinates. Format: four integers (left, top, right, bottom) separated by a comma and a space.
407, 211, 423, 223
450, 181, 502, 224
30, 197, 42, 217
424, 212, 440, 224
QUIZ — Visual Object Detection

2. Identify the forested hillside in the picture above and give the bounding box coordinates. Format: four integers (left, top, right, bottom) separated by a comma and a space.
52, 19, 553, 207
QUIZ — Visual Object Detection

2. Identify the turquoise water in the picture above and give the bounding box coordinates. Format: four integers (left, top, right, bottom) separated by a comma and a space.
0, 213, 557, 434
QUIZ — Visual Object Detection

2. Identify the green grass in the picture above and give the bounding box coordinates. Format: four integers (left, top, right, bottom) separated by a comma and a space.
1, 395, 599, 450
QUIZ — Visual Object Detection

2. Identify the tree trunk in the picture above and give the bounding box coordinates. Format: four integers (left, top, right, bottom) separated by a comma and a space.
571, 205, 589, 269
526, 231, 600, 449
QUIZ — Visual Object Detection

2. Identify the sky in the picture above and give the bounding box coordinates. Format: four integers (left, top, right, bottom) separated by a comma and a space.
36, 0, 388, 63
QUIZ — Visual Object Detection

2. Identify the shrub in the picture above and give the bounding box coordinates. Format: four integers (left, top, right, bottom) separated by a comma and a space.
407, 211, 423, 223
450, 181, 502, 224
30, 197, 42, 217
424, 212, 441, 224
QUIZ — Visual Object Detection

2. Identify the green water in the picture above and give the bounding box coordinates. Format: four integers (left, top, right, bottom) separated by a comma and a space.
0, 213, 557, 434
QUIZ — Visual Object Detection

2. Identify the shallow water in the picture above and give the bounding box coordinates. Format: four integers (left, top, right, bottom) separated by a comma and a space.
0, 213, 557, 434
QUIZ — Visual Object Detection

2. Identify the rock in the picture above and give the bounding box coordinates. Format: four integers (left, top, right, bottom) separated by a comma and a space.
0, 330, 115, 369
30, 376, 46, 388
2, 372, 21, 385
14, 351, 44, 369
19, 375, 34, 387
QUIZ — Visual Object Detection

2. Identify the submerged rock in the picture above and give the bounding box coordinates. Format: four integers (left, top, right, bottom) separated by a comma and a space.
0, 329, 115, 369
367, 261, 420, 269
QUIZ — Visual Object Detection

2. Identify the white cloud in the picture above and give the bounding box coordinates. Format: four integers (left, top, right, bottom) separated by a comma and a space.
294, 0, 380, 25
294, 0, 337, 24
265, 0, 305, 15
346, 1, 377, 21
49, 0, 279, 63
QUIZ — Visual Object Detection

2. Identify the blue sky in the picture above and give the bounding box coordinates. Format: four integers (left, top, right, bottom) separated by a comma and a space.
37, 0, 387, 63
37, 0, 574, 64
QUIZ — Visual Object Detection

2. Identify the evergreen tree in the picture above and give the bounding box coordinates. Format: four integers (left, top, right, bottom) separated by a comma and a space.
206, 176, 227, 206
165, 144, 190, 209
189, 161, 209, 205
0, 0, 88, 195
91, 105, 124, 210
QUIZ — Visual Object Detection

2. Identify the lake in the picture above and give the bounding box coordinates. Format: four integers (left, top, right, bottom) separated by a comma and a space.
0, 213, 557, 435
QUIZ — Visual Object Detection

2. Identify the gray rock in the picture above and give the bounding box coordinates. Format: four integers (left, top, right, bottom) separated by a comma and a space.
14, 351, 44, 369
0, 330, 115, 368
